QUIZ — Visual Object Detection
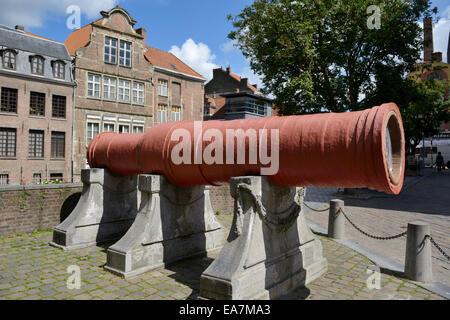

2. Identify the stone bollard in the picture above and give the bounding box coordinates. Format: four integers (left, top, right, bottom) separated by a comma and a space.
327, 199, 345, 239
404, 220, 433, 282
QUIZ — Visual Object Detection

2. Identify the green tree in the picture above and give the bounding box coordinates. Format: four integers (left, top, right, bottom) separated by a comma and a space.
228, 0, 436, 114
366, 63, 449, 154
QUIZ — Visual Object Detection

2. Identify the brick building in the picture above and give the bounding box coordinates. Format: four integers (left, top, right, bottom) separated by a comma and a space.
65, 6, 206, 181
0, 25, 75, 185
204, 66, 273, 120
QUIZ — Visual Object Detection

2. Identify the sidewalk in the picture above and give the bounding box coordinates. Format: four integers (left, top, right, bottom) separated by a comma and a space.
303, 169, 450, 288
0, 214, 446, 300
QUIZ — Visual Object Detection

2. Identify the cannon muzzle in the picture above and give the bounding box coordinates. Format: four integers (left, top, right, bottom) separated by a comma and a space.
88, 103, 405, 194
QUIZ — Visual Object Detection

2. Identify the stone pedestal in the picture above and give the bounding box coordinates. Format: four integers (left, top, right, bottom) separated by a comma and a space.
50, 169, 139, 250
199, 176, 327, 300
104, 174, 227, 278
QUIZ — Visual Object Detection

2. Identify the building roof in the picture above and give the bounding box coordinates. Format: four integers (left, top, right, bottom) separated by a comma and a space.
205, 96, 227, 119
228, 71, 261, 93
64, 23, 93, 56
0, 24, 71, 61
144, 46, 205, 79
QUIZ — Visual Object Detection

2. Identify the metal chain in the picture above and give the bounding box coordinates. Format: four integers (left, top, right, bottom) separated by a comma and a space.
338, 208, 407, 240
303, 202, 330, 212
425, 235, 450, 261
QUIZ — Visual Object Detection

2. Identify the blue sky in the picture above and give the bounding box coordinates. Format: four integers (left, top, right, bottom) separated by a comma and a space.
0, 0, 449, 86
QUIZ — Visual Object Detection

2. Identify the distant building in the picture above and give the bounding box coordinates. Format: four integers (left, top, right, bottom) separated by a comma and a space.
65, 6, 205, 181
0, 25, 75, 185
409, 17, 450, 133
204, 67, 273, 120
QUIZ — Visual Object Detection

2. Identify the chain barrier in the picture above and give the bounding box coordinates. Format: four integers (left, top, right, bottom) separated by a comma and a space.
303, 202, 330, 212
425, 235, 450, 261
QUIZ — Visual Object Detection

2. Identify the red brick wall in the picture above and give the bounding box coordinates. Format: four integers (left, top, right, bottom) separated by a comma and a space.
0, 183, 82, 236
209, 184, 234, 215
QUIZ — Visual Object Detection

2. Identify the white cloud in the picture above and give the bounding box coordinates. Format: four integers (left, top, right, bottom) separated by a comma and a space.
0, 0, 120, 28
434, 6, 450, 63
169, 38, 219, 80
220, 40, 237, 53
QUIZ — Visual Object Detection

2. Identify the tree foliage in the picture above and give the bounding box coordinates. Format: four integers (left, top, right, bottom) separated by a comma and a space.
228, 0, 436, 114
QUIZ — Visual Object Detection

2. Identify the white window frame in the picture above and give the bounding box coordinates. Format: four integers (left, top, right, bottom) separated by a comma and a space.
119, 124, 130, 133
87, 73, 101, 98
103, 122, 115, 133
103, 76, 117, 101
86, 122, 100, 146
119, 40, 132, 67
133, 81, 145, 105
171, 106, 181, 122
158, 104, 168, 123
132, 125, 144, 133
158, 79, 168, 97
118, 79, 131, 103
104, 36, 117, 64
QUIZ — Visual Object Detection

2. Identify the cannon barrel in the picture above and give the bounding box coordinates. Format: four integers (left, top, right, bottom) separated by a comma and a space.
87, 103, 405, 194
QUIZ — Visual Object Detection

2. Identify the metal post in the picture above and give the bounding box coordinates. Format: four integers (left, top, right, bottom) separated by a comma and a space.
328, 199, 345, 239
404, 220, 433, 282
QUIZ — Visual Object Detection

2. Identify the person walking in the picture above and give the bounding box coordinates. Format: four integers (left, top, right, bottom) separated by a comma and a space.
436, 152, 444, 172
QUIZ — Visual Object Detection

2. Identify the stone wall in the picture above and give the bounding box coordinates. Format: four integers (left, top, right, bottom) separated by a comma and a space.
0, 183, 82, 236
0, 181, 235, 237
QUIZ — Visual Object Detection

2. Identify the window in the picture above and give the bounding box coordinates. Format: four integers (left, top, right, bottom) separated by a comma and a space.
171, 106, 181, 122
133, 82, 144, 104
86, 122, 99, 145
104, 37, 118, 64
2, 50, 16, 70
29, 130, 44, 158
103, 76, 117, 101
30, 55, 44, 75
158, 79, 168, 96
133, 125, 144, 133
50, 173, 63, 182
0, 174, 9, 185
1, 87, 18, 113
0, 128, 16, 157
52, 60, 65, 79
87, 73, 101, 98
52, 95, 66, 118
29, 92, 45, 116
119, 124, 129, 133
51, 131, 65, 159
158, 104, 168, 123
33, 173, 41, 184
118, 79, 131, 103
119, 41, 132, 67
172, 82, 181, 105
103, 123, 115, 132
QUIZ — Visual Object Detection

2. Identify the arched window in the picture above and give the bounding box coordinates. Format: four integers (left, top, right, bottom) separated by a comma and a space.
427, 72, 443, 81
52, 60, 65, 79
2, 49, 17, 70
30, 55, 45, 75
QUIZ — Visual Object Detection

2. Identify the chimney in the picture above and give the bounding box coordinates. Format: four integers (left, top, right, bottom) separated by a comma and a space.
432, 52, 442, 62
136, 28, 146, 42
252, 84, 258, 89
226, 66, 231, 74
423, 17, 433, 62
447, 30, 450, 64
15, 25, 25, 31
241, 78, 248, 87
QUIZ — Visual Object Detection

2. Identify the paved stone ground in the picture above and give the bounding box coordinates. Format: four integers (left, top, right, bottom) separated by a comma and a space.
0, 215, 445, 300
304, 168, 450, 288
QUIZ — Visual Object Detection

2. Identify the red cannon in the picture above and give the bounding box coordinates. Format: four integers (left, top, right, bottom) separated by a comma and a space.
87, 103, 405, 194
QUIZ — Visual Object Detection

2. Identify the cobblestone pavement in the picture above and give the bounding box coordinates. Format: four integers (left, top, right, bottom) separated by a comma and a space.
0, 215, 445, 300
304, 169, 450, 288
